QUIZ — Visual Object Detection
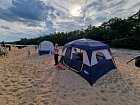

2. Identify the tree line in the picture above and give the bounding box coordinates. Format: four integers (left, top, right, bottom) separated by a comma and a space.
14, 10, 140, 50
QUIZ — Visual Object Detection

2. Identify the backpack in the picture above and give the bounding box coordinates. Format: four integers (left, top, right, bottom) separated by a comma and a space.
135, 56, 140, 67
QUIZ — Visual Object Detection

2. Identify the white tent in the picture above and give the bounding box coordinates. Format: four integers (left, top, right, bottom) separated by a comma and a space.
39, 41, 54, 55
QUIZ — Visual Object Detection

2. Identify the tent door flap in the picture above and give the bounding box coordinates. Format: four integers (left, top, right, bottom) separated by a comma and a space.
63, 47, 72, 66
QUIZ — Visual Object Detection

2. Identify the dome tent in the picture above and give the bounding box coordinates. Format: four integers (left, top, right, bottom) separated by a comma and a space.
60, 38, 116, 85
39, 41, 54, 55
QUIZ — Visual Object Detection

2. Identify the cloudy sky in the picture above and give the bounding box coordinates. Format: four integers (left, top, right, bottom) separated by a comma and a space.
0, 0, 140, 42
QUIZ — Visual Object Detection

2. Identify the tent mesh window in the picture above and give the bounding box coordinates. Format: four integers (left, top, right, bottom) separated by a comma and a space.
96, 52, 106, 62
72, 48, 83, 61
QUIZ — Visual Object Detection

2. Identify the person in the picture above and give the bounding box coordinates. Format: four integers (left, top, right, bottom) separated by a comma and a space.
1, 41, 5, 47
35, 45, 37, 51
54, 43, 59, 65
9, 45, 11, 51
27, 49, 30, 58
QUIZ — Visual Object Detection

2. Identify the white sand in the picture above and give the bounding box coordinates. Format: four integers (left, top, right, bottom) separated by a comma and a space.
0, 46, 140, 105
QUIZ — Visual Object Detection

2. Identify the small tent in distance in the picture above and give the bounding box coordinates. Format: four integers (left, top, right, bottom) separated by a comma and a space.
60, 38, 116, 86
39, 41, 54, 55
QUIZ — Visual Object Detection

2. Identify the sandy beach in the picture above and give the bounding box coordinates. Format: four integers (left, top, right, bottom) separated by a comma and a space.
0, 46, 140, 105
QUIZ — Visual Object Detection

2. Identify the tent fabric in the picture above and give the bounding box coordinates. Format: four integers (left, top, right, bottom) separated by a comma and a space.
39, 41, 54, 55
91, 49, 112, 66
39, 50, 50, 55
60, 38, 116, 86
78, 59, 115, 85
63, 39, 109, 51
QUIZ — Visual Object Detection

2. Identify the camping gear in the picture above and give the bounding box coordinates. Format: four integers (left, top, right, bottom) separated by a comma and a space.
16, 45, 26, 49
39, 41, 54, 55
60, 38, 116, 85
0, 51, 5, 56
0, 47, 8, 57
5, 45, 11, 51
57, 62, 62, 69
57, 62, 65, 70
126, 56, 140, 67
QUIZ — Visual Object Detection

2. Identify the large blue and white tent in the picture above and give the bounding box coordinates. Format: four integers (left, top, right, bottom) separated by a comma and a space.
39, 41, 54, 55
60, 38, 116, 85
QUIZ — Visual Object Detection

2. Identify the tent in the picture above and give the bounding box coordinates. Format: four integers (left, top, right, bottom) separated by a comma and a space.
39, 41, 54, 55
60, 38, 116, 85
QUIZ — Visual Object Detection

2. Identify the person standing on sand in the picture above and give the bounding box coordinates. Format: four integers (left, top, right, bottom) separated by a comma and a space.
35, 45, 37, 51
27, 49, 30, 58
54, 43, 59, 65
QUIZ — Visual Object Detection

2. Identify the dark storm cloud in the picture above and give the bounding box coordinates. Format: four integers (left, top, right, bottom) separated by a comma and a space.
1, 25, 11, 30
9, 0, 46, 21
0, 0, 55, 27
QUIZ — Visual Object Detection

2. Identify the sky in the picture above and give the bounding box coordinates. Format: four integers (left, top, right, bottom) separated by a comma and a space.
0, 0, 140, 42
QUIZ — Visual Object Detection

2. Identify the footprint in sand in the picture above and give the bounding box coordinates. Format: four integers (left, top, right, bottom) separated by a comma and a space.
100, 89, 106, 93
10, 88, 19, 92
101, 97, 108, 102
0, 92, 3, 95
80, 92, 86, 97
